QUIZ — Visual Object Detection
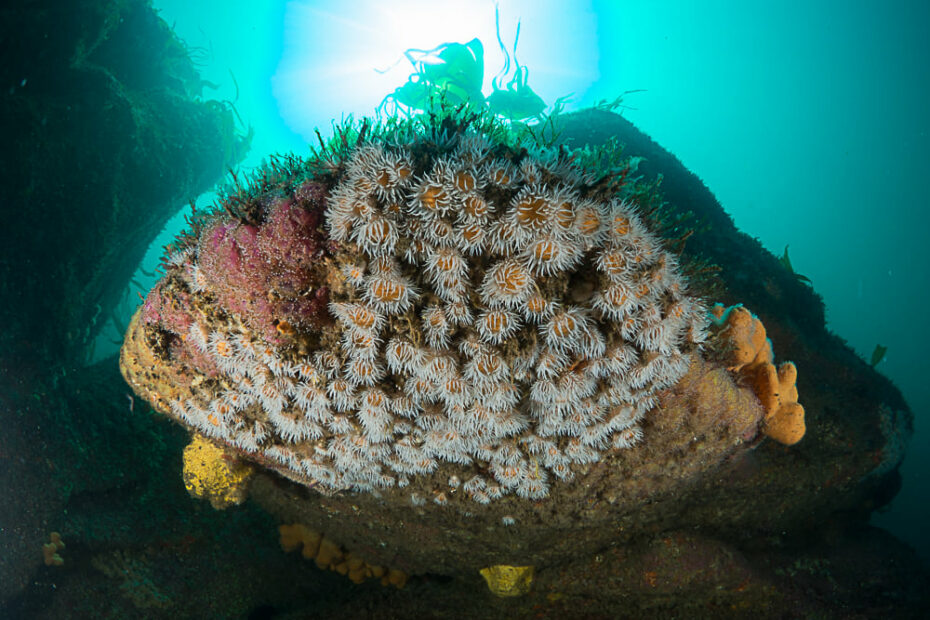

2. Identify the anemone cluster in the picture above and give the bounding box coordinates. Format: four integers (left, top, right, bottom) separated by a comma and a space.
161, 130, 709, 504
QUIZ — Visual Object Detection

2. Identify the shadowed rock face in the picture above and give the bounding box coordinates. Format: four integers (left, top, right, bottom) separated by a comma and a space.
559, 110, 912, 532
0, 0, 249, 371
0, 0, 247, 604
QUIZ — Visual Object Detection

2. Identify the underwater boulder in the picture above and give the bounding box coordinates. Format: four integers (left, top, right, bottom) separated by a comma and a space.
120, 108, 913, 606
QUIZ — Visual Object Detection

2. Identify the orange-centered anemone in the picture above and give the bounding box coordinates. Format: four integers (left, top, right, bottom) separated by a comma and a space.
127, 131, 719, 505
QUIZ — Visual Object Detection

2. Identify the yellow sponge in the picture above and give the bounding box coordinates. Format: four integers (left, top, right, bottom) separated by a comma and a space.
182, 434, 253, 509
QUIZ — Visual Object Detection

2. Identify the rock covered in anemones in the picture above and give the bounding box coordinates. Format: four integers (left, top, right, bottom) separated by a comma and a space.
126, 126, 711, 505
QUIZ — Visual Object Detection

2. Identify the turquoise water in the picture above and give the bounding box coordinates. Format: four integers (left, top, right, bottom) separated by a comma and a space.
125, 0, 929, 563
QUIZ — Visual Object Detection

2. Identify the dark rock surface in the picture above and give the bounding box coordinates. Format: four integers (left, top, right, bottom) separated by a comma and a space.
0, 0, 247, 369
0, 0, 244, 607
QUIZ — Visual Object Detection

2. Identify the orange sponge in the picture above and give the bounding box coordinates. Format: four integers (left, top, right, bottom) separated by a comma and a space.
765, 400, 806, 446
713, 304, 806, 445
711, 304, 773, 370
42, 532, 65, 567
278, 523, 408, 588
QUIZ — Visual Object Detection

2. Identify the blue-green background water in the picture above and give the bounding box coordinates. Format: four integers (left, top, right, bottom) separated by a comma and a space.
102, 0, 929, 563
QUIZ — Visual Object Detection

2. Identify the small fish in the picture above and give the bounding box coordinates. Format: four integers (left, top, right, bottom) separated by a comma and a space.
870, 344, 887, 367
779, 245, 812, 285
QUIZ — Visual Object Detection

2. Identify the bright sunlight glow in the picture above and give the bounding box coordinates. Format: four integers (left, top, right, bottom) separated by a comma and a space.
272, 0, 598, 140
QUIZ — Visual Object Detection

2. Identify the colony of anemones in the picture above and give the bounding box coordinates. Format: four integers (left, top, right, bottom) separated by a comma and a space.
155, 129, 710, 505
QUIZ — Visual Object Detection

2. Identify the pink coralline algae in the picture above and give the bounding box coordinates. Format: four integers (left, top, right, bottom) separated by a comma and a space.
195, 190, 331, 344
141, 279, 195, 334
122, 124, 749, 508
